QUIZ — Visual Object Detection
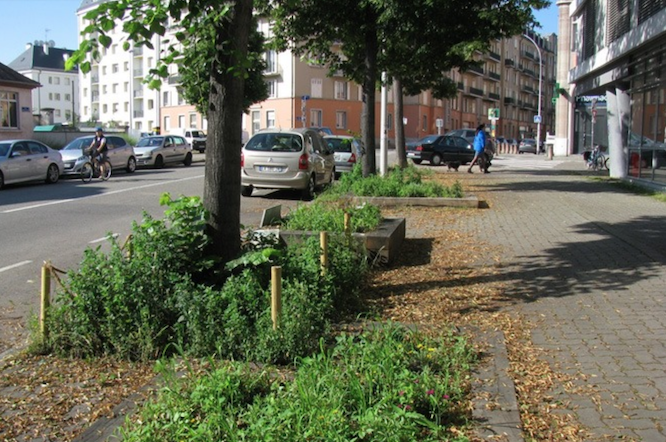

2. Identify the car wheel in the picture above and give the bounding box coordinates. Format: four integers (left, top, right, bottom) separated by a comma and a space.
154, 155, 165, 169
412, 159, 422, 165
241, 185, 253, 197
0, 171, 4, 190
302, 175, 316, 201
45, 164, 60, 184
430, 153, 443, 166
183, 152, 193, 166
126, 157, 137, 173
328, 168, 335, 187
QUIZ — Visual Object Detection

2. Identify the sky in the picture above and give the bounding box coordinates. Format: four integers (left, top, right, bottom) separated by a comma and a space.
0, 0, 560, 66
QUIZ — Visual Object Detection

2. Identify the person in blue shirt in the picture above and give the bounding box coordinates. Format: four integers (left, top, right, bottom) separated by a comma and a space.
467, 124, 488, 173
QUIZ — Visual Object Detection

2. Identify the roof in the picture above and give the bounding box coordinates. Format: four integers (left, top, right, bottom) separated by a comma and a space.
8, 45, 78, 73
0, 61, 40, 89
78, 0, 107, 11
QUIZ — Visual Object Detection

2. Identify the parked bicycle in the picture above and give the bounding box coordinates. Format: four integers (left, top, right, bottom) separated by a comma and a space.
585, 145, 609, 171
80, 154, 112, 182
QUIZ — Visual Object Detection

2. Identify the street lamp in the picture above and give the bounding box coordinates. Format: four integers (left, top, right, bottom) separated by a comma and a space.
523, 33, 542, 153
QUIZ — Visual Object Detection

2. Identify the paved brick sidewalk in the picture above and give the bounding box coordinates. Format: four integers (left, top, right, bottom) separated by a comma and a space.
462, 157, 666, 441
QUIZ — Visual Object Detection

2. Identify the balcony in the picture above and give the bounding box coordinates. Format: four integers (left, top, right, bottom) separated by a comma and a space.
133, 68, 144, 78
467, 64, 484, 76
132, 46, 143, 57
524, 68, 536, 78
488, 72, 501, 81
504, 97, 515, 105
504, 58, 515, 67
522, 50, 535, 61
91, 75, 99, 84
467, 86, 484, 97
91, 92, 100, 102
488, 92, 500, 101
264, 64, 282, 77
488, 50, 501, 61
522, 85, 535, 94
133, 89, 143, 98
457, 81, 464, 91
167, 75, 182, 85
133, 110, 144, 118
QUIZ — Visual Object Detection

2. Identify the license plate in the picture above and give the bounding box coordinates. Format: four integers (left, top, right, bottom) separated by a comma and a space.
257, 166, 284, 173
407, 152, 419, 158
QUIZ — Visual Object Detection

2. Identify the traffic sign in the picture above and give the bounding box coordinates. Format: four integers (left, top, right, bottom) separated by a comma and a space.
533, 115, 542, 124
488, 108, 500, 119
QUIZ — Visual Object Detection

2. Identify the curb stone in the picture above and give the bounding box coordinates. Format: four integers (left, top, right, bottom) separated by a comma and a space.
472, 329, 524, 441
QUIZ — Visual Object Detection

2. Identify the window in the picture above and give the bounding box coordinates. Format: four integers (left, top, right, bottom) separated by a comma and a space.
265, 50, 277, 73
48, 76, 53, 84
112, 84, 118, 93
48, 93, 53, 100
124, 102, 129, 112
148, 99, 154, 110
103, 104, 108, 113
113, 103, 118, 112
65, 78, 71, 86
334, 81, 348, 100
178, 114, 185, 127
189, 113, 197, 128
252, 110, 260, 134
0, 91, 18, 128
267, 80, 277, 98
65, 110, 71, 121
54, 77, 60, 85
335, 111, 347, 129
124, 82, 129, 92
164, 115, 171, 130
310, 109, 322, 127
163, 91, 169, 106
83, 88, 88, 97
102, 66, 107, 75
112, 64, 119, 73
311, 78, 323, 98
65, 93, 71, 101
422, 115, 428, 131
266, 110, 275, 128
54, 95, 60, 102
124, 61, 129, 71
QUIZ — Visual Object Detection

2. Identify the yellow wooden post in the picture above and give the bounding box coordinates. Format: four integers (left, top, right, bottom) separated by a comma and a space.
320, 231, 329, 276
40, 261, 52, 340
271, 266, 282, 330
344, 212, 351, 237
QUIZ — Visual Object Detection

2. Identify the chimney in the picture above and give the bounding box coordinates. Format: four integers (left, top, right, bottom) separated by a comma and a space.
26, 42, 33, 50
43, 41, 49, 55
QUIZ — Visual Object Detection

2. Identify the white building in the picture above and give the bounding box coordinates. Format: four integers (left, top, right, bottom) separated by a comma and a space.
8, 41, 79, 125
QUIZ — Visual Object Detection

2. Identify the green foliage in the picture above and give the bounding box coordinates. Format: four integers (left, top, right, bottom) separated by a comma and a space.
283, 201, 382, 233
45, 196, 367, 363
327, 164, 464, 198
120, 324, 477, 441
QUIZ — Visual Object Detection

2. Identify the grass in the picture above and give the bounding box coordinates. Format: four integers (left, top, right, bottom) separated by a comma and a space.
119, 324, 477, 442
591, 176, 666, 202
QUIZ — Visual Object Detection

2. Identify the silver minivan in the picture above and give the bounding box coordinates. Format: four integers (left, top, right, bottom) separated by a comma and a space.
241, 128, 335, 200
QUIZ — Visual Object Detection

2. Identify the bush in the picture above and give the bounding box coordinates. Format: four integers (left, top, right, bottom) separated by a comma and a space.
46, 196, 368, 363
282, 200, 382, 233
327, 164, 464, 198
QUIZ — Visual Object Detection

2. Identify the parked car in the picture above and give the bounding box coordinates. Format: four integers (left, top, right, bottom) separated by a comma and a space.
309, 126, 333, 136
172, 128, 207, 153
323, 135, 364, 175
0, 139, 63, 189
445, 128, 495, 161
407, 134, 489, 167
519, 138, 538, 154
133, 135, 193, 168
60, 135, 137, 176
241, 128, 335, 200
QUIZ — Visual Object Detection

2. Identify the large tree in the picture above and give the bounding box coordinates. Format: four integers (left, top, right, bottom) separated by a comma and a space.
269, 0, 548, 173
68, 0, 266, 264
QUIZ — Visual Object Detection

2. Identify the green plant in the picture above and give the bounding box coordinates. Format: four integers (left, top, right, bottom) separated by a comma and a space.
328, 164, 464, 198
120, 324, 477, 441
283, 201, 382, 233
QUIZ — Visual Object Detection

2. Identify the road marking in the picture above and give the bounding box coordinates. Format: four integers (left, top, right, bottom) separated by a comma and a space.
1, 175, 205, 214
0, 260, 32, 273
89, 233, 119, 244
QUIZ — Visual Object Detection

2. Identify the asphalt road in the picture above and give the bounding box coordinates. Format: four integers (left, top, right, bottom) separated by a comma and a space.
0, 153, 305, 351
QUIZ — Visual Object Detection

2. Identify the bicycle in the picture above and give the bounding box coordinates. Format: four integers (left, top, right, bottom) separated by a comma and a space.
80, 154, 112, 182
585, 145, 609, 171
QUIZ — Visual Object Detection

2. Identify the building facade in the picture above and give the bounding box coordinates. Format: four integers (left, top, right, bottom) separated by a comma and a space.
562, 0, 666, 185
8, 42, 79, 126
0, 62, 40, 140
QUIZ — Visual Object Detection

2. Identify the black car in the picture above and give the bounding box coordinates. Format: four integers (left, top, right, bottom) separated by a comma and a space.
406, 135, 478, 166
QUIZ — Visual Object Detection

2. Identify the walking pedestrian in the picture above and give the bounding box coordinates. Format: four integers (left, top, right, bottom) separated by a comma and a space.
467, 124, 488, 173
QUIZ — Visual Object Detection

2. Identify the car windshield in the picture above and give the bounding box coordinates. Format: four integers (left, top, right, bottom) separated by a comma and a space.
245, 133, 303, 152
137, 137, 165, 147
191, 130, 205, 137
0, 143, 10, 157
62, 138, 93, 150
326, 138, 354, 153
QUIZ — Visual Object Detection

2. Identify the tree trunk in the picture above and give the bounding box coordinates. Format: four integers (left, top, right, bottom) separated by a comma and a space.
361, 22, 378, 177
393, 78, 407, 168
203, 0, 253, 264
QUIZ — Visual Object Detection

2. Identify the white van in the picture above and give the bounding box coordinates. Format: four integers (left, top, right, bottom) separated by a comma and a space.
172, 128, 207, 153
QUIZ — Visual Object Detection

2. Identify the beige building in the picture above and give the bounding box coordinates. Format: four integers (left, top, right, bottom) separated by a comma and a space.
0, 62, 40, 140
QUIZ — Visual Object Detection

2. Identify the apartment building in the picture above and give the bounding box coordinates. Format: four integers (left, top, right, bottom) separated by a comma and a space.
0, 62, 40, 140
559, 0, 666, 185
8, 41, 79, 125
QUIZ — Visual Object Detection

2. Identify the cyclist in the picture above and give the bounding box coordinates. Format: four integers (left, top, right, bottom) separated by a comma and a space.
88, 127, 109, 177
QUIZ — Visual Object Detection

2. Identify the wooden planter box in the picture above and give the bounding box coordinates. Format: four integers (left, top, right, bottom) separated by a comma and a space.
274, 217, 406, 265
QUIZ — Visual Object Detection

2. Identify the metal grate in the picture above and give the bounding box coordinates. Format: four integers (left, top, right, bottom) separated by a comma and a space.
607, 0, 631, 44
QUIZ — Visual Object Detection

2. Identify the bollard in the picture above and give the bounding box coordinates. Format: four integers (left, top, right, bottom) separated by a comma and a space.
320, 231, 328, 276
40, 261, 52, 341
271, 266, 282, 330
